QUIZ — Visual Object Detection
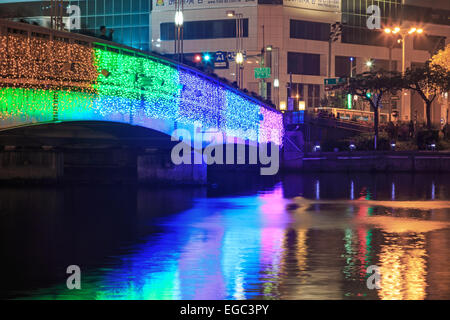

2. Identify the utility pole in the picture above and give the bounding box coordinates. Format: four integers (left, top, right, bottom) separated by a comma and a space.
174, 0, 184, 62
260, 25, 266, 99
227, 11, 244, 88
328, 22, 342, 78
50, 0, 64, 31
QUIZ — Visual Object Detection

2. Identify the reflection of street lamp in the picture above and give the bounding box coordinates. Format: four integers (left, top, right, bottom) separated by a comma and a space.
174, 0, 184, 62
226, 10, 244, 88
385, 26, 424, 121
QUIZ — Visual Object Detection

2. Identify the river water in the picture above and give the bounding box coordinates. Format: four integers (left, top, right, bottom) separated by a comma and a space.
1, 173, 450, 300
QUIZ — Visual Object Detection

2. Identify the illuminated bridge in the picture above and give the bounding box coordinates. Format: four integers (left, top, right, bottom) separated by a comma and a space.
0, 19, 282, 146
0, 20, 283, 183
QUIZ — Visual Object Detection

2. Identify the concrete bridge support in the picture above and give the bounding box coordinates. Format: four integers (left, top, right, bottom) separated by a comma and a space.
138, 151, 206, 185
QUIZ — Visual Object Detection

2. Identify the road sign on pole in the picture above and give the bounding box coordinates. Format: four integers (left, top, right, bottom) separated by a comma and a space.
324, 77, 347, 91
255, 67, 271, 79
214, 51, 228, 69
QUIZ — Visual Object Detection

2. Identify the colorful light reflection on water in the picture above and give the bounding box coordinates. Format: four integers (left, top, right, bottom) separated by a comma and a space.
2, 173, 450, 300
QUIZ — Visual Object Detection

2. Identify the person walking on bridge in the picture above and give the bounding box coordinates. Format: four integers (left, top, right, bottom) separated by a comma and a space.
99, 26, 114, 41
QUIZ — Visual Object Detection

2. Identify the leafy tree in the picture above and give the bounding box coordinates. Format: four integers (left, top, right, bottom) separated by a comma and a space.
332, 70, 403, 150
403, 63, 450, 129
431, 44, 450, 71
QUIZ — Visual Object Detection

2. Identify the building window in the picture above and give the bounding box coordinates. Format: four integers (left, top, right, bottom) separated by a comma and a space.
287, 52, 321, 76
414, 35, 447, 52
341, 26, 395, 47
290, 20, 330, 41
160, 19, 249, 41
335, 56, 352, 78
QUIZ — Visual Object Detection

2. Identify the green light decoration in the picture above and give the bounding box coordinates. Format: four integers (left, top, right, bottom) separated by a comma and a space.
0, 35, 283, 145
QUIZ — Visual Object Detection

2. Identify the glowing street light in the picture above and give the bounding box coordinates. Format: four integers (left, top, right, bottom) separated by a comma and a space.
366, 60, 373, 68
174, 0, 184, 62
226, 10, 235, 17
174, 10, 183, 26
226, 10, 244, 88
235, 52, 244, 64
274, 78, 279, 88
384, 26, 425, 121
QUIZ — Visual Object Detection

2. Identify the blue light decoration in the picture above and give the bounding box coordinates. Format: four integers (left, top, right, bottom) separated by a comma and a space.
0, 33, 284, 146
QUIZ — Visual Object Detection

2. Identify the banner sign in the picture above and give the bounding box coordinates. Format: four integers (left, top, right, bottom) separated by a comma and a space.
153, 0, 257, 12
284, 0, 341, 12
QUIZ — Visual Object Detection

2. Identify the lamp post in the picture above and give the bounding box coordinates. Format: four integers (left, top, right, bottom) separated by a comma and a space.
226, 10, 244, 88
384, 26, 424, 121
174, 0, 184, 62
328, 22, 342, 78
266, 45, 280, 108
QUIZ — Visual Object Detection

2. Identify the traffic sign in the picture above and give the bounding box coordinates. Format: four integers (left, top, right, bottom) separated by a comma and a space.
214, 51, 228, 69
255, 67, 271, 79
324, 77, 347, 86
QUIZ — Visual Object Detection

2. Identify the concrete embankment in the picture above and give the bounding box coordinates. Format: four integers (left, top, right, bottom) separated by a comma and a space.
282, 151, 450, 172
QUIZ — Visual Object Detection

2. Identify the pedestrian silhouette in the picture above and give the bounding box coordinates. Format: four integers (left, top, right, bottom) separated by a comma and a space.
99, 26, 114, 41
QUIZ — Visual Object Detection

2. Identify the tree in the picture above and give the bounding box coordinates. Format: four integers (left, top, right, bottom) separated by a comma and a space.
431, 44, 450, 71
403, 63, 450, 129
333, 71, 403, 149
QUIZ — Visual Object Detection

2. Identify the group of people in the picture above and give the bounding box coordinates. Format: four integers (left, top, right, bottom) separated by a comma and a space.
384, 120, 420, 140
383, 120, 450, 141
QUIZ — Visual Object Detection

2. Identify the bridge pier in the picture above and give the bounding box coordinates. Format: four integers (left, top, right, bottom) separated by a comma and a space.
0, 148, 207, 185
0, 149, 64, 182
137, 151, 206, 185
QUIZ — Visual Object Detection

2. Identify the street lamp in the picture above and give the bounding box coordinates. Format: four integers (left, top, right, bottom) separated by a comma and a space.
384, 26, 424, 121
174, 0, 184, 62
265, 45, 280, 107
226, 10, 244, 88
328, 22, 343, 78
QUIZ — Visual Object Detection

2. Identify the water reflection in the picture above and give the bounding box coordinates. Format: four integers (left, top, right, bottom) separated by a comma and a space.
1, 173, 450, 300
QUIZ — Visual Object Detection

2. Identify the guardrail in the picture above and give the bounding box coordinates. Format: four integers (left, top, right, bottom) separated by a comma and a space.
284, 111, 372, 133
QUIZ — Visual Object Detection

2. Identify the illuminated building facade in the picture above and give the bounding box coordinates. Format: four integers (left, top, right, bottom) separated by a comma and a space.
0, 1, 151, 52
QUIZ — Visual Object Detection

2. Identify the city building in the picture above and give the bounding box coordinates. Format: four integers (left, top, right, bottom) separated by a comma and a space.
68, 0, 150, 51
151, 0, 450, 125
0, 1, 151, 51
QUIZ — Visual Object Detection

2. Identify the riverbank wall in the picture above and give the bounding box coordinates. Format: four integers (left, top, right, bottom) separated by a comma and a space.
282, 151, 450, 172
